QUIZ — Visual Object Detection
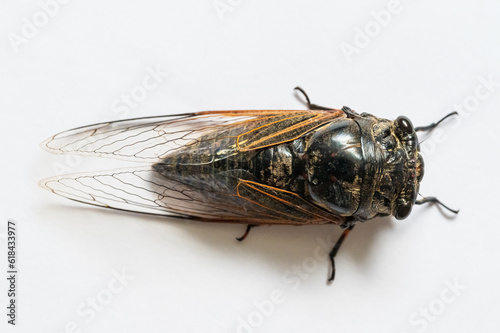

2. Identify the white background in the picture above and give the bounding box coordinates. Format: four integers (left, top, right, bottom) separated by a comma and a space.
1, 1, 500, 332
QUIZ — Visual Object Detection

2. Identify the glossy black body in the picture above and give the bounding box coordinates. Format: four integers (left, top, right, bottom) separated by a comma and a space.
153, 111, 423, 225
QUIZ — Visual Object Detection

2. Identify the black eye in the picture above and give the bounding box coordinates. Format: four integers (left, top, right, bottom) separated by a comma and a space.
396, 116, 414, 135
395, 203, 412, 220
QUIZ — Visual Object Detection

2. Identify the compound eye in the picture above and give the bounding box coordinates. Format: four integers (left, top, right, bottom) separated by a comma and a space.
396, 116, 414, 135
395, 203, 413, 220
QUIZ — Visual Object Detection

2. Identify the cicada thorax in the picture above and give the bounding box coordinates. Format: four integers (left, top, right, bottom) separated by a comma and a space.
299, 113, 423, 222
301, 118, 364, 217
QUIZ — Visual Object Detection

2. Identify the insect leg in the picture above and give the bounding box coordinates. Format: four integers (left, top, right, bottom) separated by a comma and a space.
328, 224, 355, 282
415, 112, 458, 132
236, 224, 258, 242
415, 197, 460, 214
294, 87, 334, 110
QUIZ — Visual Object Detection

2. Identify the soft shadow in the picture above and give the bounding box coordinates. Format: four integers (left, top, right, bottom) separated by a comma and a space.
345, 216, 394, 263
39, 202, 395, 278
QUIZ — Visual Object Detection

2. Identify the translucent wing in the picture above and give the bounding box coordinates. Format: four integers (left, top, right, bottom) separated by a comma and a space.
41, 110, 346, 163
39, 166, 344, 225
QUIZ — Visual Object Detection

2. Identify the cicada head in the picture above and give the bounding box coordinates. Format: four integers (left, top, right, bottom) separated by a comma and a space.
394, 116, 424, 219
372, 115, 423, 220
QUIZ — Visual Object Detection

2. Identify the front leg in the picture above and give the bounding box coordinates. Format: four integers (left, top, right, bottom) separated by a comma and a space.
294, 87, 357, 118
294, 86, 335, 110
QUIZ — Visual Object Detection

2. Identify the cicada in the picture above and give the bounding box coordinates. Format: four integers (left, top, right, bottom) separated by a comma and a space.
40, 88, 458, 282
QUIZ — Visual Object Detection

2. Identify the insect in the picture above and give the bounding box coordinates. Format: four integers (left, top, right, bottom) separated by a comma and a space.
40, 87, 458, 282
